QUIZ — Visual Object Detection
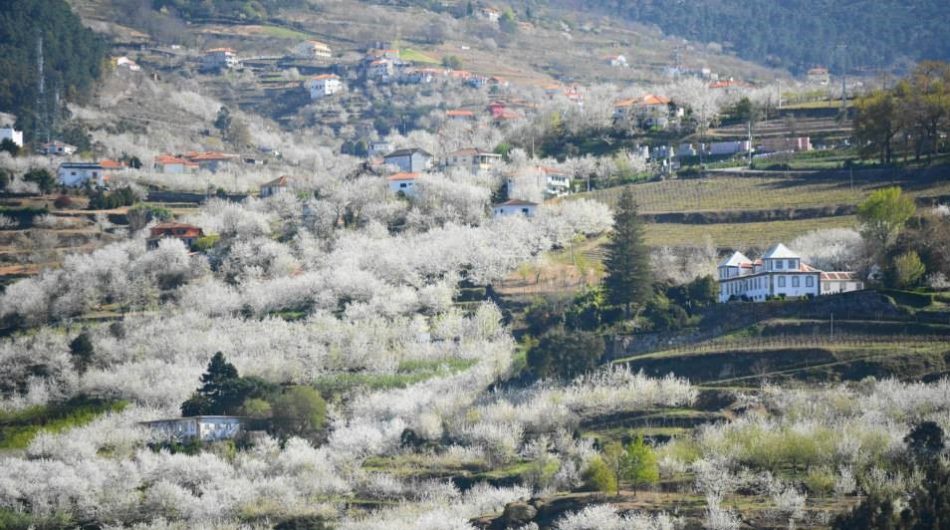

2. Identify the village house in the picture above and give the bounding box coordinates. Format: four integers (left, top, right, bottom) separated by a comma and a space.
606, 54, 628, 67
492, 199, 538, 218
709, 140, 752, 156
443, 148, 501, 174
260, 175, 296, 198
0, 126, 23, 148
57, 162, 106, 187
615, 94, 677, 129
141, 416, 242, 443
367, 48, 400, 61
40, 140, 77, 156
478, 6, 502, 22
366, 59, 396, 82
202, 48, 239, 70
717, 243, 863, 303
807, 67, 830, 86
368, 140, 394, 157
384, 148, 433, 172
186, 151, 238, 173
304, 74, 343, 99
154, 154, 199, 174
147, 222, 205, 250
403, 67, 438, 84
508, 166, 572, 199
387, 172, 419, 196
294, 40, 332, 59
468, 75, 489, 89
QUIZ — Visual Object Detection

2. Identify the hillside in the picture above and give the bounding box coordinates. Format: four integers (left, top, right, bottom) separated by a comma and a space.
553, 0, 950, 74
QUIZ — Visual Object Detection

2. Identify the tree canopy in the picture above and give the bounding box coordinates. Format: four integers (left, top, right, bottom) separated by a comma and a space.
856, 186, 916, 250
557, 0, 950, 74
0, 0, 107, 142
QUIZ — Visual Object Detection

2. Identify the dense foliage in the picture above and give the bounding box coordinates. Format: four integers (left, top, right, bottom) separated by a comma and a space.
555, 0, 950, 73
153, 0, 310, 21
0, 0, 107, 141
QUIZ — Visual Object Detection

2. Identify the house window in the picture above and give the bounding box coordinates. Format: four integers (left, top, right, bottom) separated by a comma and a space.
521, 208, 530, 215
806, 276, 814, 287
778, 276, 786, 287
400, 183, 407, 188
792, 276, 800, 287
787, 259, 797, 269
775, 260, 783, 269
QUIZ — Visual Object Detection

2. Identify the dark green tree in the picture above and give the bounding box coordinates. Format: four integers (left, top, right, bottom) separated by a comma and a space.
527, 328, 604, 380
181, 352, 238, 416
905, 421, 945, 458
24, 168, 55, 193
0, 139, 19, 157
68, 331, 94, 374
214, 106, 232, 132
603, 187, 652, 317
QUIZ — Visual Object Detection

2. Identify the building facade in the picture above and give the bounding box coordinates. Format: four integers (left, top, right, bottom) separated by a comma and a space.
305, 74, 343, 99
141, 416, 242, 442
383, 148, 432, 172
717, 243, 863, 303
58, 162, 105, 187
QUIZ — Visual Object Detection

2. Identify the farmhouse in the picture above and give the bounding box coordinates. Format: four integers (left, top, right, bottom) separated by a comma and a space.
141, 416, 242, 442
717, 243, 863, 303
154, 154, 199, 174
305, 74, 343, 99
387, 172, 419, 196
492, 199, 538, 218
202, 48, 238, 70
147, 222, 204, 250
446, 109, 476, 122
0, 127, 23, 148
57, 162, 106, 187
40, 141, 77, 156
366, 59, 395, 81
443, 148, 501, 174
384, 148, 432, 172
294, 40, 332, 59
478, 6, 501, 22
260, 175, 296, 198
185, 151, 238, 172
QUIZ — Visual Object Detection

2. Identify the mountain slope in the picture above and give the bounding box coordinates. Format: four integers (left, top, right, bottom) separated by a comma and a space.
551, 0, 950, 73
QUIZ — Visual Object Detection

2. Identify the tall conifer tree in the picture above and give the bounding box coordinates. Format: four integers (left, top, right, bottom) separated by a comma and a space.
603, 187, 652, 317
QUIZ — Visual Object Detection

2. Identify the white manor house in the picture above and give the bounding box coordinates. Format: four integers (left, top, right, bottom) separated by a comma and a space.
717, 243, 863, 303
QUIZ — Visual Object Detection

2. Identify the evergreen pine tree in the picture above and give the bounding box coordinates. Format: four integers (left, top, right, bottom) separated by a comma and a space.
603, 187, 652, 318
199, 352, 239, 408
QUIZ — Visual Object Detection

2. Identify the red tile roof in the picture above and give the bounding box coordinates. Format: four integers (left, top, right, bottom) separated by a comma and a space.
387, 172, 420, 181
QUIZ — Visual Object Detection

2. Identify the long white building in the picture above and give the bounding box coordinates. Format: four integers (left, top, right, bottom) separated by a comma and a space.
717, 243, 863, 303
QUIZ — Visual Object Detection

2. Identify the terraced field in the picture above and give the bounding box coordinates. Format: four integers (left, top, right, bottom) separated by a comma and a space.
572, 173, 950, 214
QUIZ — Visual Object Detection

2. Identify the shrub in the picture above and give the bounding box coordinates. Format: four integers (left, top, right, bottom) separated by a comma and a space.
582, 455, 617, 494
888, 250, 926, 288
527, 328, 605, 380
52, 195, 73, 209
804, 466, 836, 496
271, 386, 327, 441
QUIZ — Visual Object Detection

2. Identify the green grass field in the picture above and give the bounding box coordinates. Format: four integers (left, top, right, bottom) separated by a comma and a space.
400, 48, 439, 64
259, 25, 312, 40
572, 175, 950, 214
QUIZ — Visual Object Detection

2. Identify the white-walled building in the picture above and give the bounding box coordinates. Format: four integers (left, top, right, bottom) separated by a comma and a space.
492, 199, 538, 218
387, 172, 419, 196
141, 416, 242, 443
0, 127, 23, 148
40, 141, 77, 156
58, 162, 106, 187
305, 74, 343, 99
717, 243, 863, 303
202, 48, 238, 70
294, 40, 332, 59
443, 148, 501, 174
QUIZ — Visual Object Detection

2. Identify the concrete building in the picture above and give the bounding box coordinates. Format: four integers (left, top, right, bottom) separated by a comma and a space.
492, 199, 538, 218
383, 148, 432, 172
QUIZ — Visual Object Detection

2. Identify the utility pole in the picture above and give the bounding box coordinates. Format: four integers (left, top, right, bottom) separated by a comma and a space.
747, 120, 753, 168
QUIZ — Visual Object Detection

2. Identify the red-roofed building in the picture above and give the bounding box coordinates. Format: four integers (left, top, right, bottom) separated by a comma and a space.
202, 48, 238, 70
147, 222, 205, 250
492, 199, 537, 218
717, 243, 863, 302
386, 172, 420, 195
186, 151, 238, 172
154, 155, 199, 174
304, 73, 343, 99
